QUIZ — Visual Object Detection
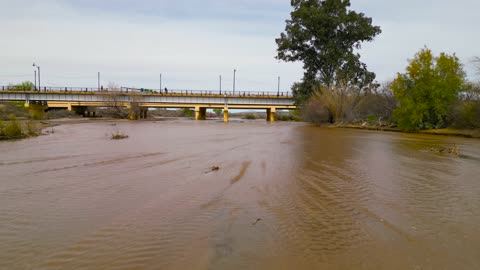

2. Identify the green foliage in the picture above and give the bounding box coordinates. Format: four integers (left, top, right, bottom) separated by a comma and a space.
391, 48, 466, 131
243, 113, 257, 120
449, 101, 480, 129
213, 108, 223, 117
0, 102, 29, 120
276, 0, 381, 102
12, 81, 35, 91
25, 121, 39, 137
1, 119, 23, 138
181, 108, 194, 117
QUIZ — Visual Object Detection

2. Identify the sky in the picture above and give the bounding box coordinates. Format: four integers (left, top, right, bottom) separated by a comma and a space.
1, 0, 479, 91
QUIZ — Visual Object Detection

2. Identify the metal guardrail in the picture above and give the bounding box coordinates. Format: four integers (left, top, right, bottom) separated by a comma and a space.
0, 85, 292, 98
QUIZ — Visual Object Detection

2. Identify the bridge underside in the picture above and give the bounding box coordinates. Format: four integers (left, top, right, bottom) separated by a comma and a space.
47, 102, 295, 122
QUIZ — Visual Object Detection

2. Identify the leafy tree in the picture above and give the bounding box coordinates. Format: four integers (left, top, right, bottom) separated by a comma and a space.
213, 108, 222, 117
276, 0, 381, 102
12, 81, 34, 91
391, 48, 465, 131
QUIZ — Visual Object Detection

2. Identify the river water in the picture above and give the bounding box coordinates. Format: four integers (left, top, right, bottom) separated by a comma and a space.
1, 120, 479, 269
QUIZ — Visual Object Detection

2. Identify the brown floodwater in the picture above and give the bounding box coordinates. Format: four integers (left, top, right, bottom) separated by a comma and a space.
1, 119, 480, 269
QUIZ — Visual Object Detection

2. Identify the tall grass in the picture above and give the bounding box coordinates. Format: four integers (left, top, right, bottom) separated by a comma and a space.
303, 82, 397, 124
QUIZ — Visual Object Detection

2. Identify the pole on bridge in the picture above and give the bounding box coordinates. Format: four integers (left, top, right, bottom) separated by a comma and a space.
33, 63, 40, 91
219, 75, 222, 95
34, 70, 37, 90
98, 72, 100, 91
233, 69, 236, 95
160, 74, 162, 92
277, 76, 280, 96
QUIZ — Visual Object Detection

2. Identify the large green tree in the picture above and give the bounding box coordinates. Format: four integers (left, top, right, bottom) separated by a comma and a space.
276, 0, 381, 102
391, 48, 465, 131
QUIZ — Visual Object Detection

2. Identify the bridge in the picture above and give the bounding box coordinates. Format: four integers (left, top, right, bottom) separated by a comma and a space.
0, 86, 297, 122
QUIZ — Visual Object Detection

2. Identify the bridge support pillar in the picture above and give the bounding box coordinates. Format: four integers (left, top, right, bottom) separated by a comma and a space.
223, 107, 229, 123
24, 102, 48, 119
195, 106, 206, 120
138, 108, 148, 119
266, 107, 276, 122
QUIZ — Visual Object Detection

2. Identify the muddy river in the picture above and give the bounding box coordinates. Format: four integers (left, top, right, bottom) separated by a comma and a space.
1, 120, 479, 269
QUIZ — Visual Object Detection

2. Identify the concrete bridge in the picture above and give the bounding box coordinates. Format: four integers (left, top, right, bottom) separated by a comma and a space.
0, 87, 297, 122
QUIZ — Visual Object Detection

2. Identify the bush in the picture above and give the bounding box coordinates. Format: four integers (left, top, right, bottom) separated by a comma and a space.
180, 108, 194, 117
449, 101, 480, 129
25, 121, 39, 136
302, 95, 332, 124
243, 113, 257, 120
0, 102, 29, 120
2, 119, 23, 138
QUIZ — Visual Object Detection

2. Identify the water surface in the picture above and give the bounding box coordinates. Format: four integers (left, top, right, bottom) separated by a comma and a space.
1, 120, 479, 269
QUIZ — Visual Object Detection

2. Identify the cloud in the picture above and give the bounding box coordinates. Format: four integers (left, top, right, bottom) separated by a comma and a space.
1, 0, 479, 90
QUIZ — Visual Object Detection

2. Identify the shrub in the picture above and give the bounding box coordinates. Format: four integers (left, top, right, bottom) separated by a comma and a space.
25, 121, 39, 137
302, 94, 332, 124
243, 113, 257, 120
449, 101, 480, 129
3, 120, 23, 138
180, 108, 194, 117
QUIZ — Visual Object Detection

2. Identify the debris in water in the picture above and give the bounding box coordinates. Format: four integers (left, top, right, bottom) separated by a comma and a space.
252, 218, 262, 226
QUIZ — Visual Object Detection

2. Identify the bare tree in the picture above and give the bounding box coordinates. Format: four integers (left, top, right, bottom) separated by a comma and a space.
104, 82, 129, 118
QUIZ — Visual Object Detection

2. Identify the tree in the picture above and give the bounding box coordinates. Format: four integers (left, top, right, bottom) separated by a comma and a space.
213, 108, 222, 117
391, 48, 465, 131
276, 0, 381, 102
10, 81, 34, 91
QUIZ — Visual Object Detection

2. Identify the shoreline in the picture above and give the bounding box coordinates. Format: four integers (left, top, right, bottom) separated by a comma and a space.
331, 124, 480, 139
2, 118, 480, 141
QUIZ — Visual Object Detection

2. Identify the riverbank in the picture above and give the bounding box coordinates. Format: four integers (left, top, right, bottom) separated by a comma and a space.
2, 117, 479, 141
328, 124, 480, 139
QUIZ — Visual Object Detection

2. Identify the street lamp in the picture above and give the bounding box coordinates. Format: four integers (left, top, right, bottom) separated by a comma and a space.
219, 75, 222, 95
34, 70, 37, 90
233, 69, 236, 95
277, 76, 280, 96
33, 63, 40, 91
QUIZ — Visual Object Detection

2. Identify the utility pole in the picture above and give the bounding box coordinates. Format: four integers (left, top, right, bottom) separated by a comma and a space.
98, 72, 100, 91
33, 63, 40, 91
34, 70, 37, 90
219, 75, 222, 94
277, 76, 280, 96
233, 69, 236, 94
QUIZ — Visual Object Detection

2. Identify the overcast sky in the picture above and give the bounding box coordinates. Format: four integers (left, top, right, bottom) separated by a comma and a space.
1, 0, 479, 91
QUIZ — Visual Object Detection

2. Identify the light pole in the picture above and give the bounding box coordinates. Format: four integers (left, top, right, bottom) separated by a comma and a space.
277, 76, 280, 96
33, 63, 40, 91
98, 72, 100, 91
34, 70, 37, 90
160, 74, 162, 92
233, 69, 236, 94
219, 75, 222, 95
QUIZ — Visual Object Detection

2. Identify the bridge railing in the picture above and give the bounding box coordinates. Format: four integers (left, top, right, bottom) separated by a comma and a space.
0, 85, 293, 98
